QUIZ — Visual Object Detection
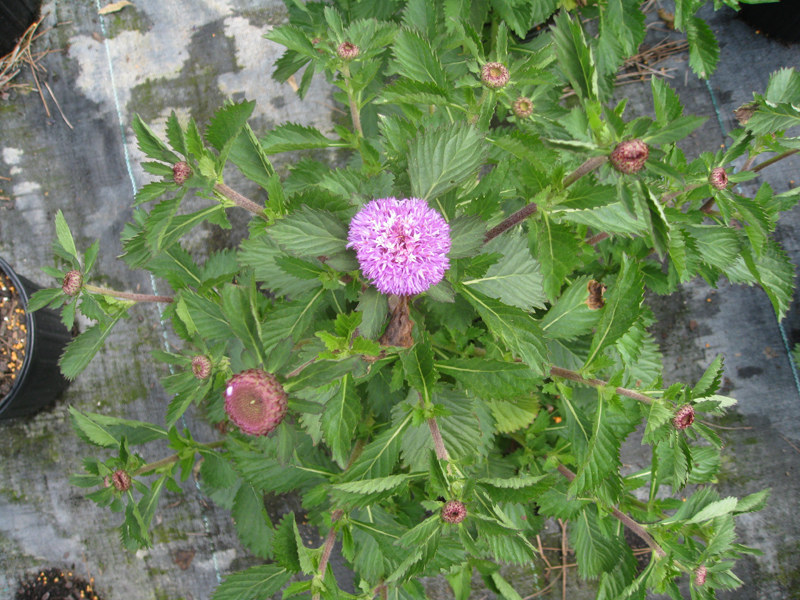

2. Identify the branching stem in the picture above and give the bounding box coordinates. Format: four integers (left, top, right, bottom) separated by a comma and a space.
484, 155, 608, 244
555, 464, 666, 558
132, 440, 226, 477
549, 365, 654, 405
84, 284, 173, 304
213, 183, 267, 217
313, 509, 344, 600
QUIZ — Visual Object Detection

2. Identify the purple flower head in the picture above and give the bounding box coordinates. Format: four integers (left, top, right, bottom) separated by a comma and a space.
347, 197, 451, 296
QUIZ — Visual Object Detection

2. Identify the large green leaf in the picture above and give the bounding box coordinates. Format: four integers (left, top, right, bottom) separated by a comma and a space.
59, 313, 125, 380
228, 124, 276, 190
211, 564, 291, 600
462, 232, 546, 311
458, 285, 549, 376
571, 505, 619, 579
584, 255, 644, 370
551, 11, 598, 101
686, 16, 719, 79
401, 341, 438, 406
260, 289, 326, 351
341, 413, 412, 482
392, 28, 448, 88
435, 358, 541, 399
322, 374, 362, 469
232, 484, 275, 559
541, 276, 601, 340
269, 207, 349, 258
568, 395, 623, 501
261, 123, 345, 154
408, 122, 486, 201
205, 101, 255, 152
533, 216, 583, 303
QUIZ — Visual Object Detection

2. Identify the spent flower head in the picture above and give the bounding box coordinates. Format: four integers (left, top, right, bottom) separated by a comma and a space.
191, 355, 212, 380
481, 62, 510, 89
673, 405, 695, 430
62, 270, 83, 297
337, 41, 359, 61
224, 369, 288, 436
347, 197, 451, 296
173, 161, 192, 185
512, 97, 534, 119
610, 139, 649, 174
709, 167, 729, 190
441, 499, 467, 524
111, 469, 132, 492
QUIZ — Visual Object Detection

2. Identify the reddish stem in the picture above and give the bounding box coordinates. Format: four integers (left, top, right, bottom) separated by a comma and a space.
549, 365, 653, 405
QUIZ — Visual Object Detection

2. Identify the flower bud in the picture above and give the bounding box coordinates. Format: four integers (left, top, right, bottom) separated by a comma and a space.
673, 405, 695, 430
62, 270, 83, 297
191, 355, 212, 380
337, 41, 359, 61
512, 97, 534, 119
709, 167, 728, 190
111, 469, 132, 492
441, 499, 467, 524
694, 565, 707, 586
481, 62, 510, 89
173, 161, 192, 185
610, 139, 649, 174
224, 369, 288, 436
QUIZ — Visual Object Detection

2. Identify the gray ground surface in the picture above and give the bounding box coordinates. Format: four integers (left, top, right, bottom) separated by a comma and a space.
0, 1, 799, 599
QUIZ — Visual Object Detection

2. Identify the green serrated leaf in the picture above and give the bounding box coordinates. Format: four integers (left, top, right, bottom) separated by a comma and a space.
211, 564, 291, 600
270, 207, 349, 258
59, 313, 125, 380
322, 374, 362, 469
233, 484, 274, 559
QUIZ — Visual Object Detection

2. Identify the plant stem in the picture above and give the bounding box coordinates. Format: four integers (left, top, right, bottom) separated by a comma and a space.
313, 509, 344, 600
586, 232, 610, 246
84, 284, 173, 304
549, 365, 654, 405
341, 64, 363, 138
562, 155, 609, 189
751, 149, 798, 173
132, 440, 226, 476
213, 183, 267, 217
555, 464, 666, 558
428, 417, 450, 461
484, 155, 608, 244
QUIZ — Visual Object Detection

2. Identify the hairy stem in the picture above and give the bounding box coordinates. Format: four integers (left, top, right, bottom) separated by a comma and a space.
84, 284, 173, 304
751, 149, 798, 173
348, 94, 363, 137
484, 155, 608, 244
132, 440, 226, 477
313, 509, 344, 600
586, 231, 610, 246
555, 464, 666, 558
428, 417, 450, 461
562, 155, 609, 189
213, 183, 267, 217
549, 365, 654, 405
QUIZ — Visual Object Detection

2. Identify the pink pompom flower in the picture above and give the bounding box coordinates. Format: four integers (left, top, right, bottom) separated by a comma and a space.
347, 197, 451, 297
224, 369, 288, 436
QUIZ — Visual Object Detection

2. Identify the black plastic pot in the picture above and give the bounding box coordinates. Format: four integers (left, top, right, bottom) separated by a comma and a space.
739, 0, 800, 44
0, 0, 42, 57
0, 257, 71, 420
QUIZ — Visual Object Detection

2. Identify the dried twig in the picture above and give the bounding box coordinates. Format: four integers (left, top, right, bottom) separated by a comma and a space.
779, 434, 800, 455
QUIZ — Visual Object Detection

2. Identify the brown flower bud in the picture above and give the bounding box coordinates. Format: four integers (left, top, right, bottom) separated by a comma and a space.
673, 405, 695, 430
441, 499, 467, 524
610, 139, 649, 174
694, 565, 707, 586
586, 279, 607, 310
734, 102, 758, 126
512, 97, 534, 119
709, 167, 728, 190
62, 270, 83, 297
481, 62, 510, 89
191, 355, 212, 380
337, 41, 359, 61
111, 469, 132, 492
173, 161, 192, 185
224, 369, 288, 436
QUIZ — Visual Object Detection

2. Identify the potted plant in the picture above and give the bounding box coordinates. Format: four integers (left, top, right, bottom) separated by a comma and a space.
0, 255, 71, 419
28, 0, 800, 598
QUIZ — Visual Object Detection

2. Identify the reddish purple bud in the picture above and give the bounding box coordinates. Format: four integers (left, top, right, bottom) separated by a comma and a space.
441, 499, 467, 524
62, 270, 83, 297
337, 41, 359, 61
111, 469, 132, 492
610, 139, 649, 174
694, 565, 707, 586
512, 97, 534, 119
224, 369, 288, 436
709, 167, 729, 190
173, 161, 192, 185
481, 62, 510, 89
673, 405, 695, 430
191, 355, 212, 380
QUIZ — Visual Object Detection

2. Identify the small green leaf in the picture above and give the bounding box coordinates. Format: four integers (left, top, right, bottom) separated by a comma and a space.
59, 314, 125, 380
321, 374, 362, 469
55, 210, 79, 262
205, 100, 256, 152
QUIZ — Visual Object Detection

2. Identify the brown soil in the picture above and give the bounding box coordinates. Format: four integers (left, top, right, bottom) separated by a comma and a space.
14, 567, 105, 600
0, 268, 27, 399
